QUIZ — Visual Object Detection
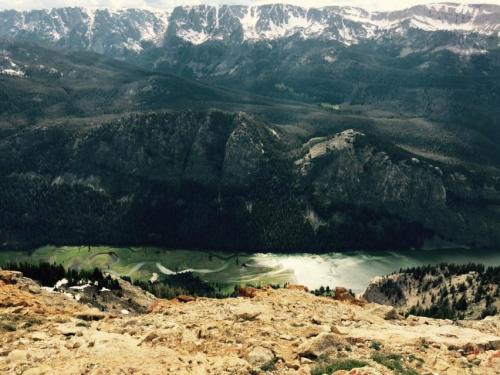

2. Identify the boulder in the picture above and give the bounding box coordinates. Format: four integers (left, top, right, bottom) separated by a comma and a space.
246, 346, 275, 369
384, 308, 403, 320
74, 311, 105, 321
237, 287, 258, 298
22, 368, 46, 375
7, 349, 29, 362
232, 303, 269, 321
331, 325, 343, 335
176, 295, 196, 303
334, 287, 366, 305
0, 270, 22, 284
300, 325, 329, 338
140, 331, 159, 345
57, 326, 78, 337
31, 332, 49, 342
299, 333, 345, 358
311, 316, 322, 325
488, 340, 500, 350
286, 284, 309, 292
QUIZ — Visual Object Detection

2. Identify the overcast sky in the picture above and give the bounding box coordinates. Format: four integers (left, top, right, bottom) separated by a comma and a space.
1, 0, 498, 11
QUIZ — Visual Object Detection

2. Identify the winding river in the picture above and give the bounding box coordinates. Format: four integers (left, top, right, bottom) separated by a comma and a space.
1, 246, 499, 293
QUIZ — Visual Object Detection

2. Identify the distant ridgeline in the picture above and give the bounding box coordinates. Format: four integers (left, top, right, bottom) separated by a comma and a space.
362, 263, 500, 320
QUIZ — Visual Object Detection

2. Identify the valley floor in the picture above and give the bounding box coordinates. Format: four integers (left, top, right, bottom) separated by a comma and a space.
0, 270, 499, 375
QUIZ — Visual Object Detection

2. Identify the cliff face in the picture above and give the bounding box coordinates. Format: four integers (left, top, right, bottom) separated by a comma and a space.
1, 110, 500, 251
1, 270, 500, 375
298, 130, 447, 222
296, 129, 500, 249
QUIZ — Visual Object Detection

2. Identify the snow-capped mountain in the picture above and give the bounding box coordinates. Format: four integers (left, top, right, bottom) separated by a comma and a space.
0, 3, 498, 55
0, 7, 169, 54
168, 3, 500, 45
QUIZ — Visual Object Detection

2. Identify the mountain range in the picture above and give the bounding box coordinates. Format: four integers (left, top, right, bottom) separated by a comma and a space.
0, 4, 499, 55
0, 3, 500, 252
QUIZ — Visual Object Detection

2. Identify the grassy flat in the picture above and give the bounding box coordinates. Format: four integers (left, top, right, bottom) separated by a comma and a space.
0, 246, 294, 290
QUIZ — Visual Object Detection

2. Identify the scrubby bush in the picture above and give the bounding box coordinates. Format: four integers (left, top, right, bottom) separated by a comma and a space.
371, 352, 419, 375
311, 358, 369, 375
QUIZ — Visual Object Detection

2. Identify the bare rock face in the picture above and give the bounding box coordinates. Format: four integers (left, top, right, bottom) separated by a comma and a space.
297, 128, 500, 248
298, 130, 447, 221
73, 111, 236, 186
362, 276, 404, 307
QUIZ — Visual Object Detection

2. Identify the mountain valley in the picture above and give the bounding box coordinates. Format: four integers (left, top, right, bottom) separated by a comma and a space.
1, 3, 500, 373
1, 3, 500, 251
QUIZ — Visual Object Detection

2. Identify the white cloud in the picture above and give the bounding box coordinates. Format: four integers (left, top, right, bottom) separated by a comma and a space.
0, 0, 498, 11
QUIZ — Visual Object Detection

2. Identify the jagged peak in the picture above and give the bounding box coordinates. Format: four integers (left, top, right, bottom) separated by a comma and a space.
0, 3, 498, 52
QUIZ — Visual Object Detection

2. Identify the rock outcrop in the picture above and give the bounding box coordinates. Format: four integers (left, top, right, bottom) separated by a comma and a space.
1, 270, 499, 374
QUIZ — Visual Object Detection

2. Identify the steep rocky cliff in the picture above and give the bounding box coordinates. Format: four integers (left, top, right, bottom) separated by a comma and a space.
296, 129, 500, 249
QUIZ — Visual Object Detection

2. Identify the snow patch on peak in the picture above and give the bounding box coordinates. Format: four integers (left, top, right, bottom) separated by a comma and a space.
240, 6, 260, 40
0, 51, 25, 77
239, 6, 326, 41
177, 29, 211, 45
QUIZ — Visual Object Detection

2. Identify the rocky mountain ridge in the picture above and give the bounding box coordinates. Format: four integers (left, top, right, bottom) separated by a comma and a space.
362, 264, 500, 320
1, 109, 500, 251
1, 269, 500, 374
0, 3, 498, 56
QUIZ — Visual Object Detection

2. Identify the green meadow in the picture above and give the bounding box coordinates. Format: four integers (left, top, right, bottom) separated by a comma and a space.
0, 246, 294, 289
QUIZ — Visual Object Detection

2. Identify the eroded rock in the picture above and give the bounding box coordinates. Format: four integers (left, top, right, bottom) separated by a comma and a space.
299, 333, 345, 358
246, 346, 275, 369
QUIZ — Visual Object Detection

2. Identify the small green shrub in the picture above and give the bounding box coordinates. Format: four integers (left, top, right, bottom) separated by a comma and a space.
261, 360, 276, 372
372, 352, 419, 375
0, 321, 17, 332
22, 318, 42, 328
408, 354, 424, 364
311, 358, 369, 375
370, 341, 382, 351
372, 352, 404, 371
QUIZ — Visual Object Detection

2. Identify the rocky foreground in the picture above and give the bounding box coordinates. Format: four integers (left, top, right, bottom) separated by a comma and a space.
1, 270, 499, 375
